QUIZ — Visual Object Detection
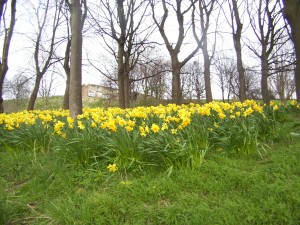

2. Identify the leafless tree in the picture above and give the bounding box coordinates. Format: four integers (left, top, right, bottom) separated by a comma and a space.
38, 69, 58, 109
244, 67, 261, 99
181, 60, 205, 101
283, 0, 300, 103
269, 68, 295, 103
68, 0, 87, 118
214, 53, 261, 101
0, 0, 16, 113
102, 74, 119, 107
227, 0, 246, 101
62, 35, 71, 110
89, 0, 153, 108
227, 65, 262, 100
194, 0, 218, 103
214, 54, 237, 101
151, 0, 205, 104
269, 44, 295, 103
27, 0, 64, 110
131, 54, 169, 101
61, 2, 71, 110
5, 73, 31, 111
246, 0, 287, 105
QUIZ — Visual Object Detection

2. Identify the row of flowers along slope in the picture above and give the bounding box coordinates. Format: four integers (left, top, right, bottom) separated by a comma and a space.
1, 100, 299, 172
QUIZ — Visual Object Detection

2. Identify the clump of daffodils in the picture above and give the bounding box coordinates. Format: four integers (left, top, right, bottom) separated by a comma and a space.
0, 100, 286, 136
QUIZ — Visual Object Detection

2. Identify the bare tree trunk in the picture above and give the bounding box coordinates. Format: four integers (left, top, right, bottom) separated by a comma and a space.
69, 0, 84, 118
236, 43, 246, 101
172, 59, 182, 104
283, 0, 300, 102
62, 1, 71, 110
221, 85, 225, 102
151, 0, 203, 105
278, 73, 285, 102
202, 38, 213, 103
231, 0, 246, 101
196, 78, 202, 101
63, 38, 71, 110
295, 53, 300, 102
63, 76, 70, 109
197, 0, 216, 103
117, 42, 126, 108
247, 0, 284, 105
261, 52, 270, 105
27, 0, 63, 110
124, 72, 130, 108
90, 1, 152, 109
0, 83, 3, 112
27, 74, 42, 110
0, 0, 16, 113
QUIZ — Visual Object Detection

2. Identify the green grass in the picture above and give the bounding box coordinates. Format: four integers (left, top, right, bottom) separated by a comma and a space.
3, 96, 115, 113
2, 95, 224, 113
1, 129, 300, 224
3, 96, 64, 112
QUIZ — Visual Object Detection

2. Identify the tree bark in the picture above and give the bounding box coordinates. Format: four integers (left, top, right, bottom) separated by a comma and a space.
231, 0, 246, 101
171, 57, 182, 104
27, 74, 43, 110
261, 51, 270, 105
295, 49, 300, 103
197, 0, 215, 103
0, 0, 16, 113
115, 0, 137, 109
202, 37, 213, 103
117, 41, 126, 108
63, 38, 71, 110
283, 0, 300, 102
69, 0, 83, 118
124, 71, 131, 108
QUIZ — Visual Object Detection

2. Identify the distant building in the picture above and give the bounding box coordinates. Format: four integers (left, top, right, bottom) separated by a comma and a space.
82, 84, 118, 99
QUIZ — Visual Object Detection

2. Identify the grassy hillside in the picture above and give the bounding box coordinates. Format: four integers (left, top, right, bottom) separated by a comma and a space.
1, 122, 299, 224
3, 96, 119, 113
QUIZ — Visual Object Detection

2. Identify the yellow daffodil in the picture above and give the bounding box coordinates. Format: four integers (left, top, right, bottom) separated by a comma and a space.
78, 121, 85, 130
151, 123, 160, 133
67, 117, 74, 128
181, 117, 191, 127
218, 112, 226, 119
107, 163, 117, 172
171, 128, 177, 134
125, 125, 133, 132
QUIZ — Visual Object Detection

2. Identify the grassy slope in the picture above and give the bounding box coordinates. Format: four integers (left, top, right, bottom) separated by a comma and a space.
0, 114, 300, 224
1, 141, 300, 224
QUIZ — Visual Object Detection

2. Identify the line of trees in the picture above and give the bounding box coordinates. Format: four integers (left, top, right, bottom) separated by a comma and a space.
0, 0, 299, 117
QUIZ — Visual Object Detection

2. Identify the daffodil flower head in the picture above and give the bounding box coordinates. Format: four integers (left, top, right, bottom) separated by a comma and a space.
107, 163, 117, 172
151, 123, 160, 133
